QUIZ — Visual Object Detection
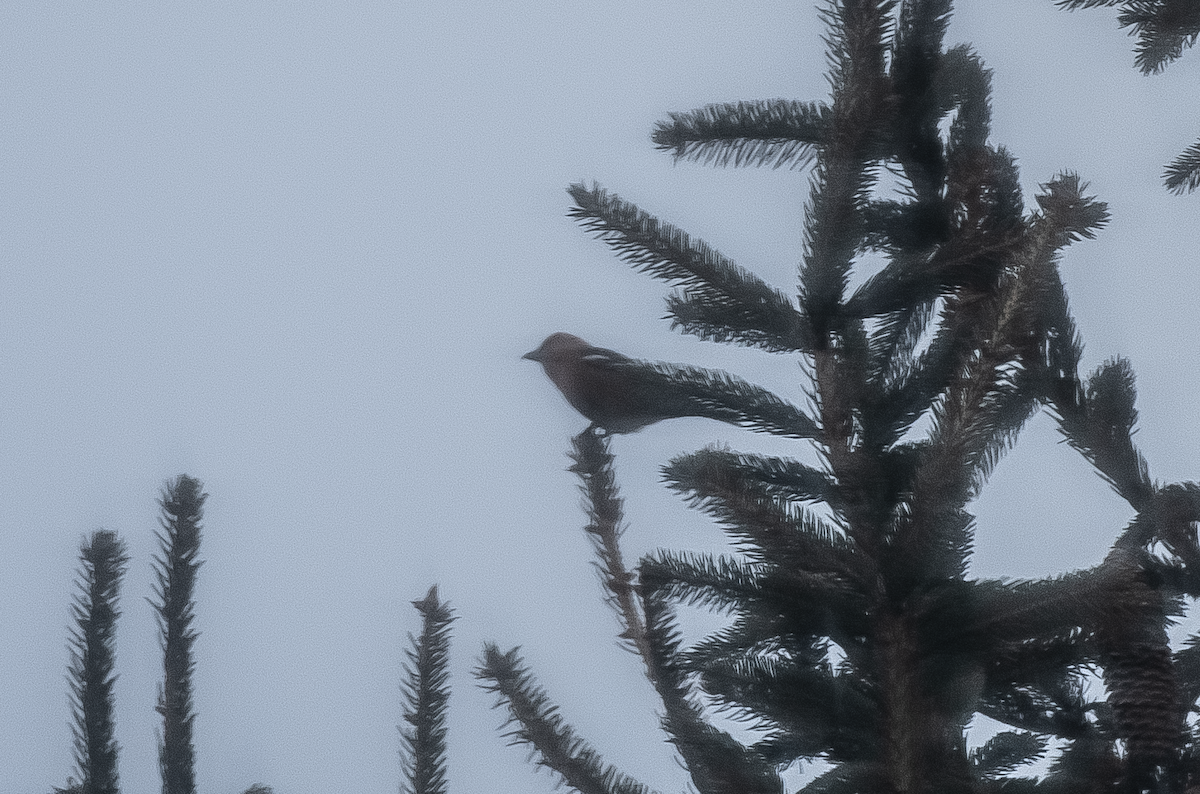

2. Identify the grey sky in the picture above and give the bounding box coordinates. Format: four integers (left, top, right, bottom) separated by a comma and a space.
1, 2, 1197, 793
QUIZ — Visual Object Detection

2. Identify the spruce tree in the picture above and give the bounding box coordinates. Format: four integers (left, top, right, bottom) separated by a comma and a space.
481, 2, 1200, 793
151, 475, 206, 794
65, 529, 129, 794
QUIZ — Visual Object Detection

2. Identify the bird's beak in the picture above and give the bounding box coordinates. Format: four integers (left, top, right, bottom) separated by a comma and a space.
522, 347, 542, 362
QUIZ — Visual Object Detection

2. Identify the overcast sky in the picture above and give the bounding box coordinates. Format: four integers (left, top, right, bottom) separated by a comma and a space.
2, 2, 1198, 793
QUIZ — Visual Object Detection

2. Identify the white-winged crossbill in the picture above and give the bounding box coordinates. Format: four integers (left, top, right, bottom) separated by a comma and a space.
523, 332, 669, 433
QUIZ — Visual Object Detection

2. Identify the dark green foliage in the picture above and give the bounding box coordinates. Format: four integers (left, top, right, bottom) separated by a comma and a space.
639, 585, 784, 794
400, 586, 455, 794
969, 731, 1046, 778
67, 530, 129, 794
568, 430, 648, 659
1164, 138, 1200, 195
1056, 0, 1200, 74
652, 100, 830, 170
567, 184, 811, 353
151, 475, 205, 794
1057, 0, 1200, 192
476, 644, 661, 794
495, 1, 1200, 793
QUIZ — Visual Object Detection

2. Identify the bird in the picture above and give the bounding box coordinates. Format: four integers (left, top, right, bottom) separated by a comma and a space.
523, 332, 670, 433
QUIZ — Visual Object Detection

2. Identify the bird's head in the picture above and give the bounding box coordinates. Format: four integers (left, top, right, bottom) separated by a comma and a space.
522, 332, 591, 363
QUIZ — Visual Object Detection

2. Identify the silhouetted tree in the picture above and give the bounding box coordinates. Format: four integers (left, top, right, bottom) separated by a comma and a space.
486, 1, 1200, 793
400, 585, 455, 794
151, 475, 206, 794
65, 530, 128, 794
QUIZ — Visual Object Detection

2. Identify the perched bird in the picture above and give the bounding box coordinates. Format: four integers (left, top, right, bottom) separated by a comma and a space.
524, 332, 814, 438
523, 332, 668, 433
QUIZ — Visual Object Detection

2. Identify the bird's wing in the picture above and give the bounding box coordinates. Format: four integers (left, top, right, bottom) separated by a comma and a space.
579, 345, 633, 366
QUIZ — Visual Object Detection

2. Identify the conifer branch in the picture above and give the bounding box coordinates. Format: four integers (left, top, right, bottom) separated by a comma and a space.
977, 644, 1098, 737
567, 183, 810, 352
1028, 179, 1149, 507
969, 732, 1046, 778
661, 453, 864, 582
638, 551, 768, 615
638, 590, 784, 794
898, 174, 1105, 581
796, 759, 888, 793
932, 46, 994, 155
1049, 357, 1154, 510
1164, 138, 1200, 194
152, 474, 205, 794
1172, 634, 1200, 708
864, 296, 938, 400
970, 563, 1144, 646
896, 284, 1040, 580
1057, 0, 1200, 194
847, 169, 1025, 316
1118, 1, 1200, 74
475, 645, 659, 794
651, 100, 830, 169
799, 0, 894, 337
640, 550, 869, 669
400, 585, 456, 794
890, 0, 953, 200
68, 530, 128, 794
1039, 733, 1123, 792
666, 447, 837, 506
649, 363, 818, 437
1056, 0, 1200, 74
1116, 483, 1200, 574
1033, 173, 1111, 245
569, 429, 653, 667
663, 292, 804, 352
693, 646, 878, 763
